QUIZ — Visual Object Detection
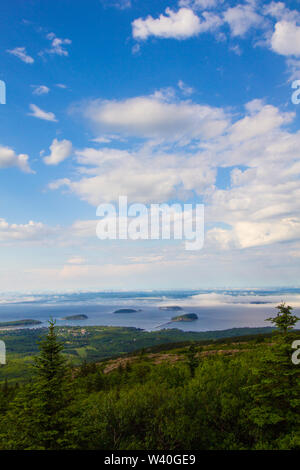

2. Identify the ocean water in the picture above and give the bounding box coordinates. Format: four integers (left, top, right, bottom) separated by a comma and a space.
0, 289, 299, 332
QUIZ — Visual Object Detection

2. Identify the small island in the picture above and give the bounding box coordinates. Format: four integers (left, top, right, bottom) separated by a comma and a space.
0, 319, 42, 328
114, 309, 139, 314
171, 313, 198, 322
62, 314, 88, 321
159, 306, 183, 311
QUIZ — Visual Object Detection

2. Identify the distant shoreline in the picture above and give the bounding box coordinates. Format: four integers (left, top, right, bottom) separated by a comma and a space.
0, 319, 42, 330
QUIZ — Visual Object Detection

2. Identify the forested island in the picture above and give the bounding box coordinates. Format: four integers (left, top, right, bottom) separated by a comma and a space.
114, 308, 139, 313
159, 306, 183, 311
62, 314, 88, 321
0, 319, 42, 328
171, 313, 198, 322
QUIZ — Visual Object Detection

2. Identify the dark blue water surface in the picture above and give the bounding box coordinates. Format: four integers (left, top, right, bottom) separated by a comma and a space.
0, 289, 299, 332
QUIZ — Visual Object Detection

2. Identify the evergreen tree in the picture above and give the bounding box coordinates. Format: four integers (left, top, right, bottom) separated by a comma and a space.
266, 302, 299, 335
32, 319, 71, 448
186, 344, 198, 378
2, 320, 72, 449
246, 305, 300, 449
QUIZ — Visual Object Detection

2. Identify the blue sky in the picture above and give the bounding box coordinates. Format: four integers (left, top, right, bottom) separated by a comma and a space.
1, 0, 300, 291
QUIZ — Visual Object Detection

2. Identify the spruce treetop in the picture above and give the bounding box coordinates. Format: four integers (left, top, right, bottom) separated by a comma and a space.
266, 302, 300, 335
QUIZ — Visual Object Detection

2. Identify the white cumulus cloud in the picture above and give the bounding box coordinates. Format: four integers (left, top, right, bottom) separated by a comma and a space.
44, 138, 72, 165
271, 21, 300, 56
50, 145, 216, 205
82, 92, 229, 142
132, 7, 216, 40
0, 145, 33, 173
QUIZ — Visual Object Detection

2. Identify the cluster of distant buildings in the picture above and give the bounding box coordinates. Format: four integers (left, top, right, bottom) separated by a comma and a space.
57, 328, 88, 337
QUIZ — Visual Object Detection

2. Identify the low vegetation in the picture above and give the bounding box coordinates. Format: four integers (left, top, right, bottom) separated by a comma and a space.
0, 325, 275, 384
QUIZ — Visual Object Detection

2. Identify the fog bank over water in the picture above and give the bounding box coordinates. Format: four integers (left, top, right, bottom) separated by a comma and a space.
175, 292, 300, 308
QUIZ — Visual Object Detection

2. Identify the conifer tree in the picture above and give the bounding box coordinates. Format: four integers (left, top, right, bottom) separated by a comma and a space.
186, 344, 198, 378
266, 303, 299, 336
246, 304, 300, 449
32, 319, 71, 448
2, 320, 72, 449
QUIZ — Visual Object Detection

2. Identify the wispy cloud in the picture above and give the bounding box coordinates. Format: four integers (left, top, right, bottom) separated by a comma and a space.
32, 85, 50, 95
0, 218, 56, 243
101, 0, 132, 10
179, 0, 218, 10
178, 79, 194, 95
28, 104, 57, 122
6, 47, 34, 63
43, 32, 71, 56
223, 3, 264, 37
67, 256, 86, 265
